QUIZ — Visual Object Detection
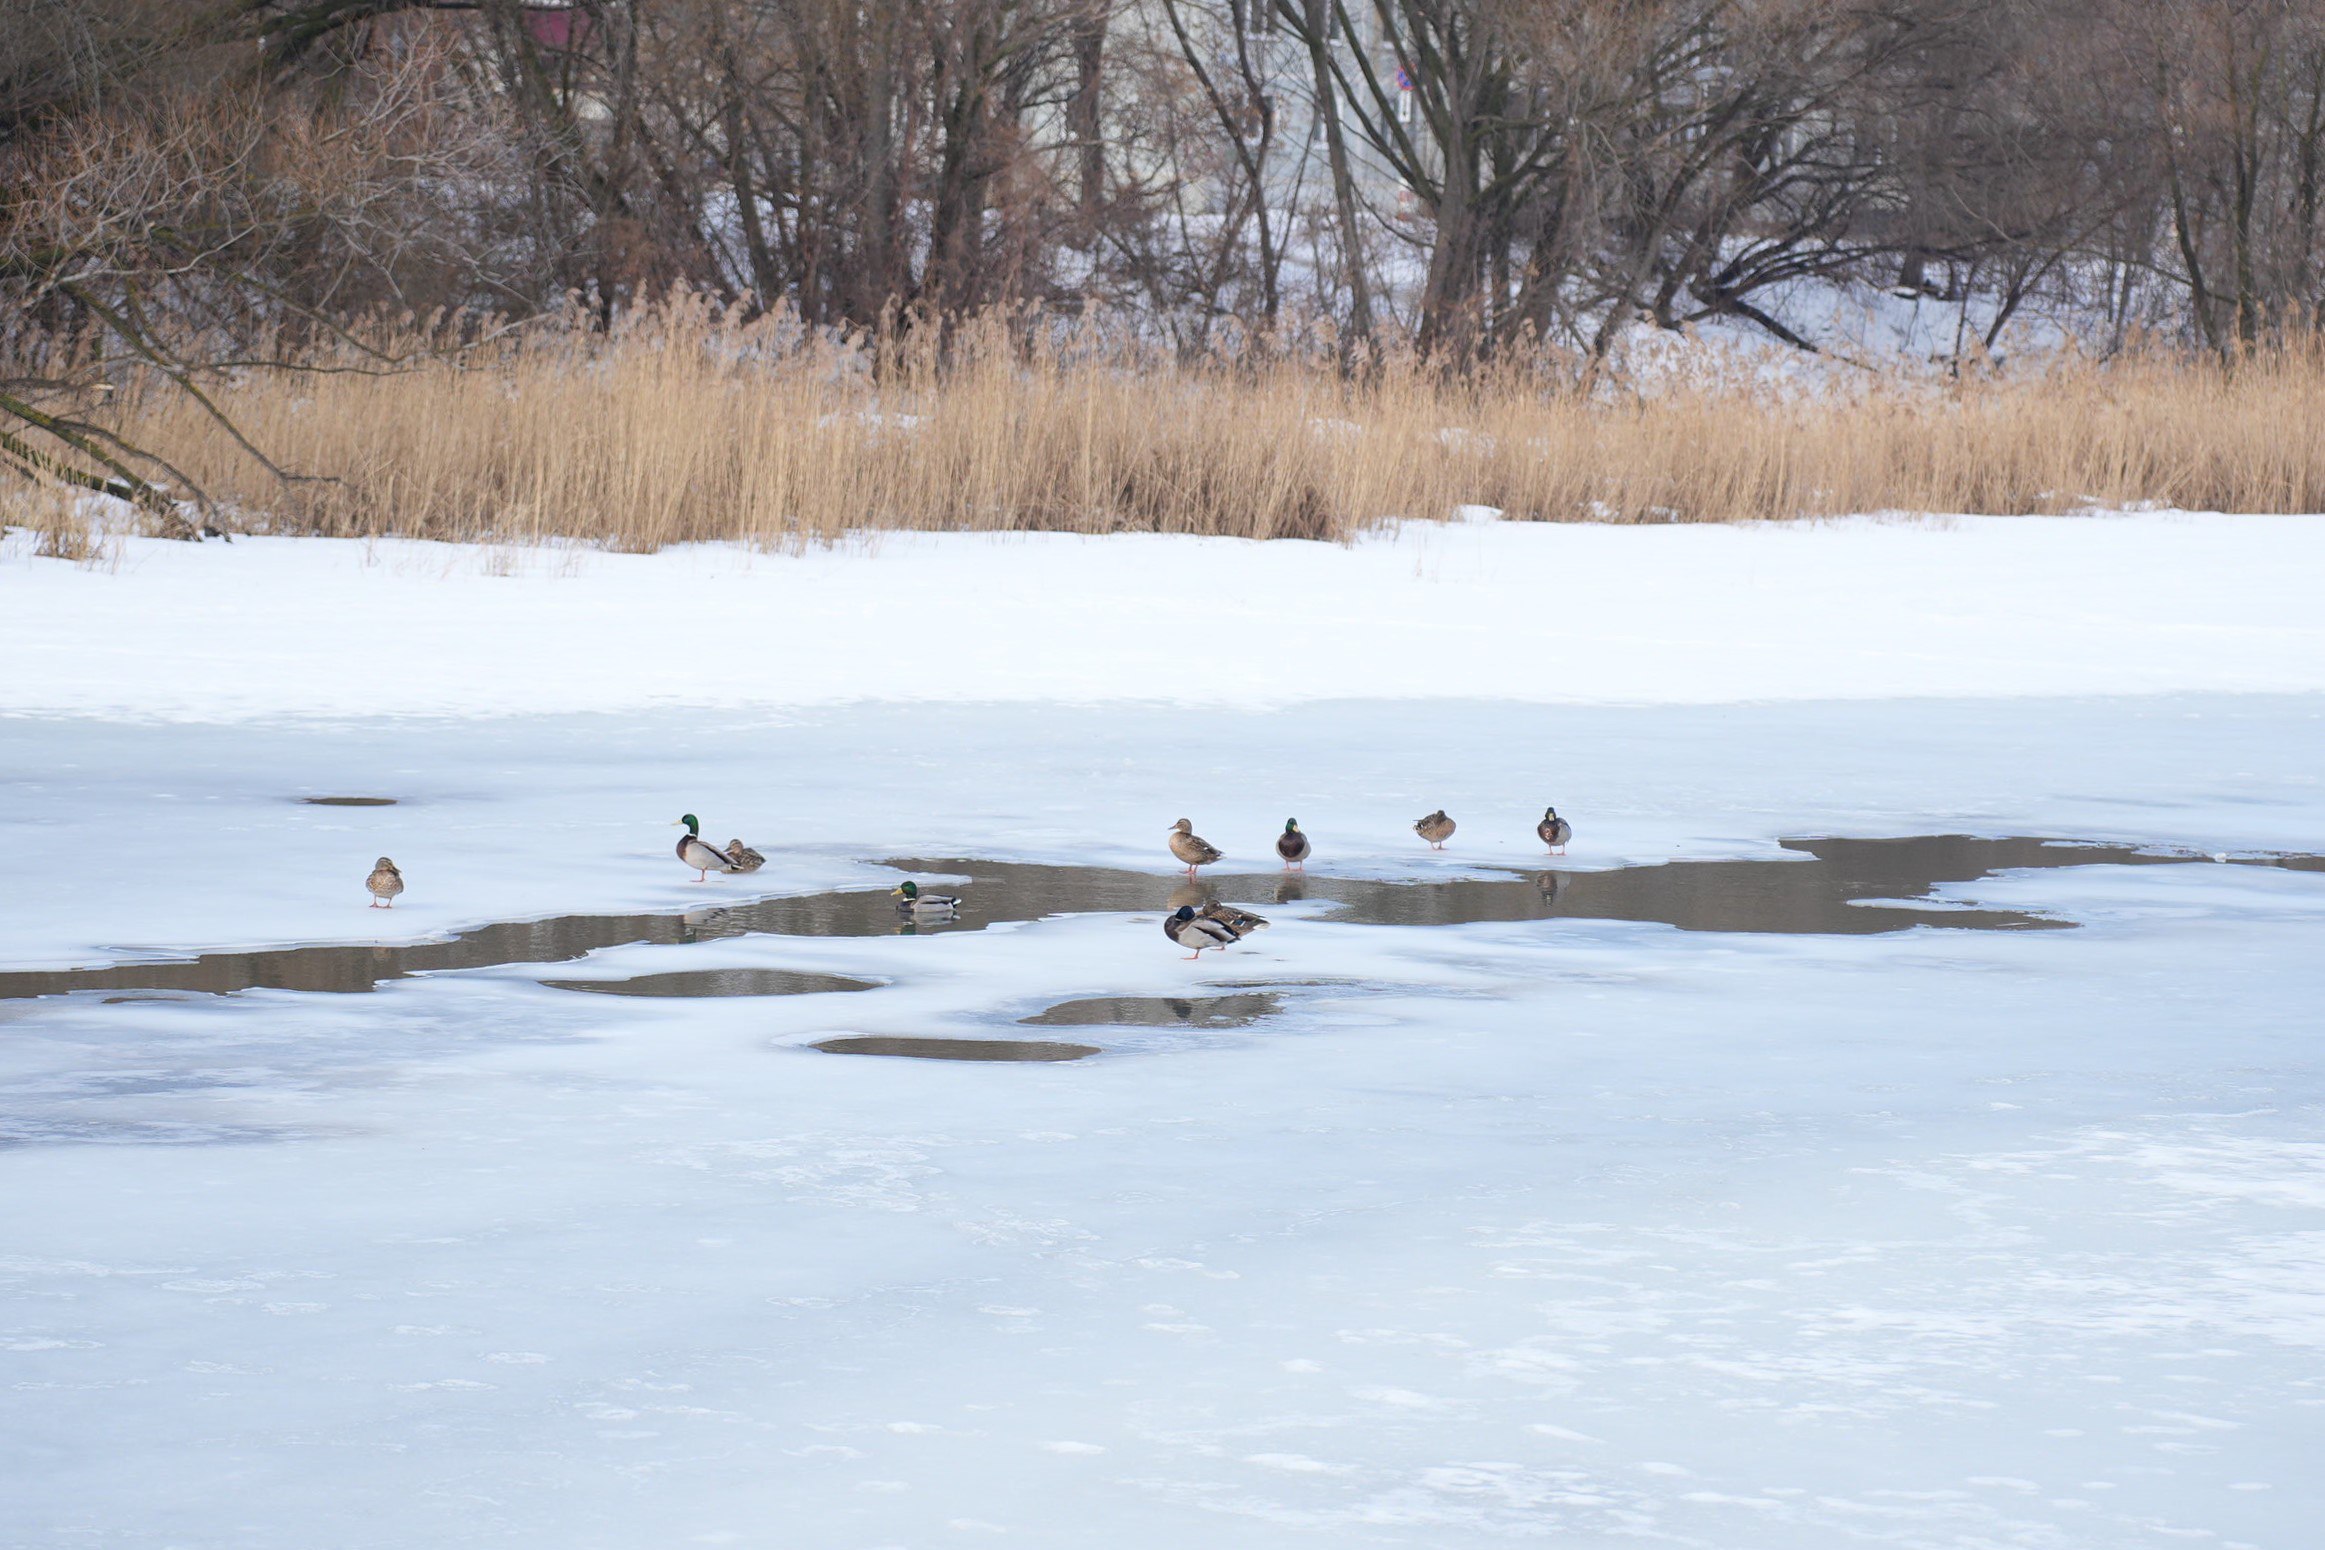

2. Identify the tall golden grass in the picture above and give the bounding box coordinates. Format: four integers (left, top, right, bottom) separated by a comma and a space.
0, 476, 117, 566
84, 300, 2325, 547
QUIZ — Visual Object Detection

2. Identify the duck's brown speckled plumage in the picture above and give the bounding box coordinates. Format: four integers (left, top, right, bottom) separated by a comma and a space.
724, 838, 766, 872
366, 857, 404, 908
1168, 818, 1223, 875
1198, 901, 1269, 936
1414, 810, 1456, 849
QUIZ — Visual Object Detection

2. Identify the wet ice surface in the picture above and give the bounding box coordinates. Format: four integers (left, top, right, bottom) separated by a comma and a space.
814, 1035, 1103, 1063
1022, 992, 1287, 1030
542, 968, 883, 999
10, 836, 2320, 1002
2, 698, 2323, 1549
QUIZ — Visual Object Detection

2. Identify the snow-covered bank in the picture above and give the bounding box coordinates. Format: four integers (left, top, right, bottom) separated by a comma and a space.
4, 512, 2322, 721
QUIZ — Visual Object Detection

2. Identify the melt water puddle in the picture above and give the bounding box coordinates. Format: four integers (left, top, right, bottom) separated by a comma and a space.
5, 836, 2316, 1002
812, 1036, 1099, 1063
299, 797, 398, 807
542, 969, 881, 998
1023, 993, 1285, 1029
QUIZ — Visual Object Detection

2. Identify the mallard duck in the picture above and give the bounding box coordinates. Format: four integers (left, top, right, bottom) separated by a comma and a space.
1537, 806, 1572, 854
724, 838, 766, 873
673, 813, 740, 881
1275, 818, 1311, 869
1165, 904, 1240, 958
365, 856, 404, 909
1168, 818, 1222, 877
1414, 809, 1456, 849
1199, 901, 1269, 935
892, 880, 962, 914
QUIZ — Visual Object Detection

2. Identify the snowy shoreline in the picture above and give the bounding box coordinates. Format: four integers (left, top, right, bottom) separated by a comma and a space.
4, 511, 2322, 722
5, 514, 2324, 1548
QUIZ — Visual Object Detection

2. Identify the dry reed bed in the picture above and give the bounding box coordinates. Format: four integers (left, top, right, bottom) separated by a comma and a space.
89, 310, 2325, 547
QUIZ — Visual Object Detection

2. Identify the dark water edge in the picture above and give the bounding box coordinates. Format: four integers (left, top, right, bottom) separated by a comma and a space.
4, 836, 2315, 1002
1023, 993, 1285, 1029
813, 1036, 1100, 1063
542, 968, 882, 998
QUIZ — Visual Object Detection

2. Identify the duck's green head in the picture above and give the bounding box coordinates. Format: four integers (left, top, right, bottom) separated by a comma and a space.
892, 881, 919, 900
1543, 806, 1558, 819
1284, 818, 1300, 832
678, 813, 700, 835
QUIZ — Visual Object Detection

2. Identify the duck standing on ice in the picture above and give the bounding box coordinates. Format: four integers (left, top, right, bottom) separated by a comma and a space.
1165, 904, 1238, 958
1276, 819, 1311, 869
365, 857, 404, 908
674, 814, 740, 882
1197, 901, 1268, 936
1168, 818, 1222, 877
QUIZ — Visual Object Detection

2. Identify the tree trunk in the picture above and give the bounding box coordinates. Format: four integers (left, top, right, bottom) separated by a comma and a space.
1069, 4, 1107, 224
1419, 151, 1484, 360
1295, 0, 1373, 351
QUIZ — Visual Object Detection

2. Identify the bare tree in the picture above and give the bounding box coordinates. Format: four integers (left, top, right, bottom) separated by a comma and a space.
3, 4, 520, 520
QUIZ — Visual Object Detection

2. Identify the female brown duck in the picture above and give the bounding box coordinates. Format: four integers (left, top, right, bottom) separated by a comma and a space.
1168, 818, 1223, 877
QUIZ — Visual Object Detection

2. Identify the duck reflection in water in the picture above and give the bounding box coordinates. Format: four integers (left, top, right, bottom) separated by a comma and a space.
1167, 879, 1213, 911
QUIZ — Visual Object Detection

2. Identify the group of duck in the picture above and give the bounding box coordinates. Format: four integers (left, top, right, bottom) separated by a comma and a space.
366, 805, 1577, 964
668, 812, 969, 921
1153, 808, 1571, 956
1166, 808, 1571, 875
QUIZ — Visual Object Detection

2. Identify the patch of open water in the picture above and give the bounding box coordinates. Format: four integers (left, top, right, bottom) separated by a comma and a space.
813, 1036, 1100, 1063
1022, 993, 1285, 1030
2, 836, 2315, 1001
542, 969, 881, 999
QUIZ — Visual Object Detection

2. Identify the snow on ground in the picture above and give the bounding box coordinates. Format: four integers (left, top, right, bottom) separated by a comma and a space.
3, 519, 2324, 1549
2, 511, 2322, 721
1605, 271, 2083, 381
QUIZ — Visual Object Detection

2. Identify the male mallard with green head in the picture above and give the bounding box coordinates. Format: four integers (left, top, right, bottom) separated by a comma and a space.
673, 814, 739, 882
892, 880, 962, 915
1275, 818, 1311, 869
1537, 806, 1572, 854
724, 838, 766, 873
1165, 904, 1240, 958
1414, 809, 1456, 849
1168, 818, 1222, 877
366, 857, 404, 909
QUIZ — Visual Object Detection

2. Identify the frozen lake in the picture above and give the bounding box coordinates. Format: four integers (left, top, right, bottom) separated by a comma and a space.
4, 694, 2322, 1548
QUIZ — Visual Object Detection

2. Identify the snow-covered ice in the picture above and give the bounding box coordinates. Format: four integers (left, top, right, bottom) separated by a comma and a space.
2, 518, 2322, 1548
